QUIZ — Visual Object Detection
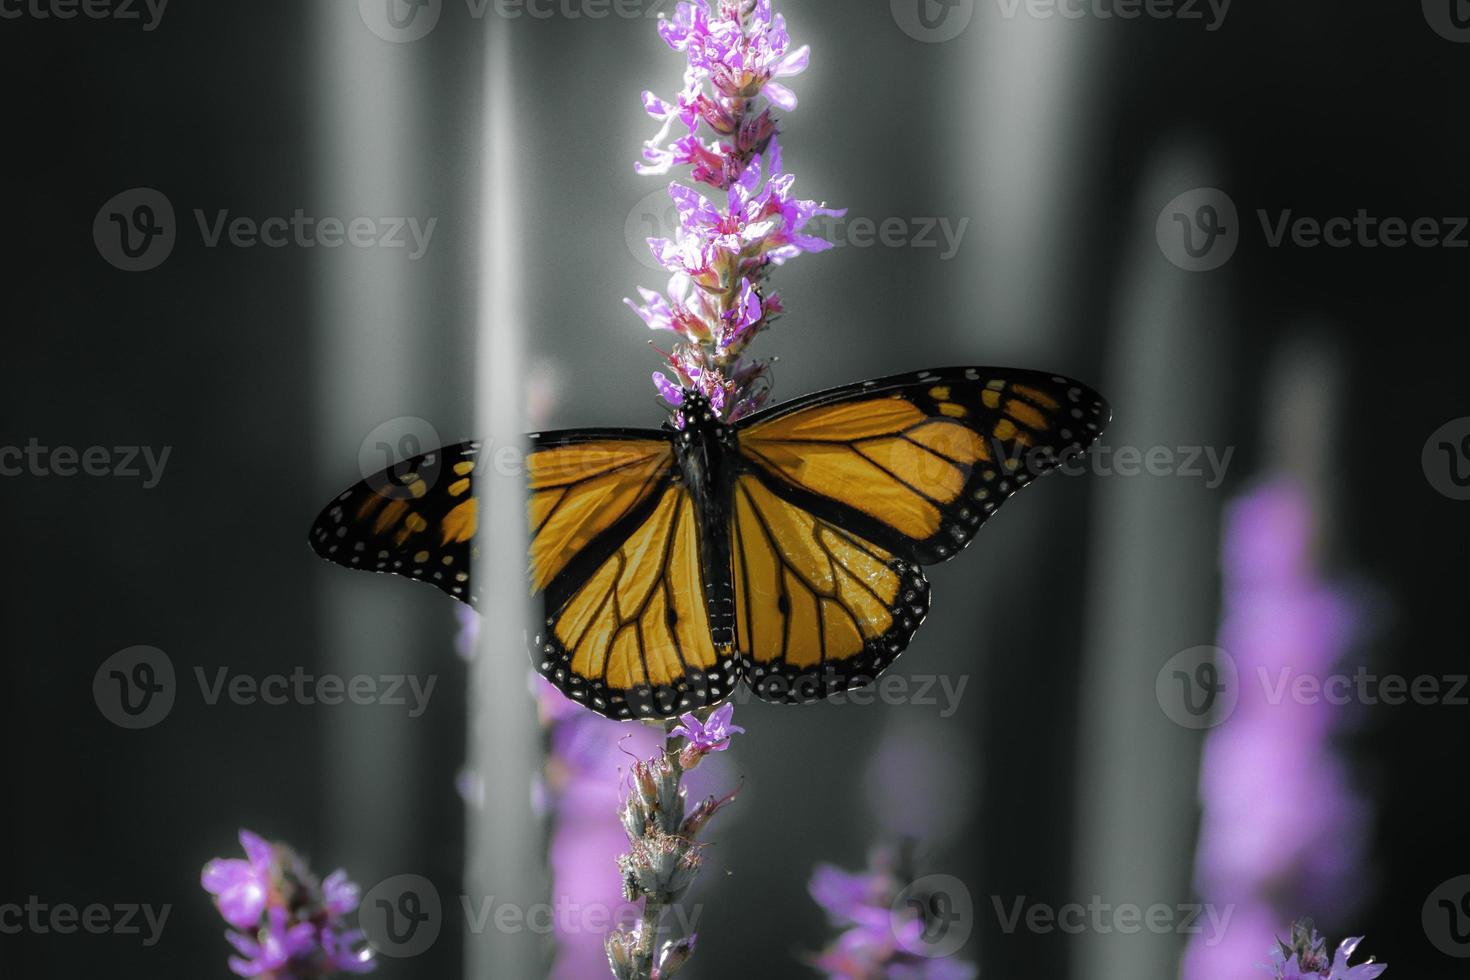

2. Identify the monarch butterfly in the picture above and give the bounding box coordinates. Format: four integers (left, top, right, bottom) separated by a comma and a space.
310, 367, 1109, 720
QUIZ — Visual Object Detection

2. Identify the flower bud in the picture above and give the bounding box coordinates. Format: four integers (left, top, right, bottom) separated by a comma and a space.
621, 797, 650, 842
655, 934, 697, 979
679, 784, 739, 838
606, 928, 641, 980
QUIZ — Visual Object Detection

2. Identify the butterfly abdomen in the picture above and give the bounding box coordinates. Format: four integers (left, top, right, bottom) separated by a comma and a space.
672, 395, 740, 657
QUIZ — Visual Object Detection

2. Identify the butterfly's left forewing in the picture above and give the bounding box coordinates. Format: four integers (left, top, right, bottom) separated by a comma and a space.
735, 367, 1110, 565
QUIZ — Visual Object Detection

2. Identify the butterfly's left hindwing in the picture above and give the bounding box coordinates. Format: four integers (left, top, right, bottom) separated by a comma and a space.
309, 442, 482, 605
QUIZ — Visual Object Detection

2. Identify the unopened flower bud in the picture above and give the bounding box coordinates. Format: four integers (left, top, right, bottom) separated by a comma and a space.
655, 933, 697, 979
621, 797, 650, 842
606, 929, 641, 980
680, 784, 739, 839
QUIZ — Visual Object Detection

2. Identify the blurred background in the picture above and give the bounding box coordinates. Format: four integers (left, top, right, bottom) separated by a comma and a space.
3, 0, 1468, 977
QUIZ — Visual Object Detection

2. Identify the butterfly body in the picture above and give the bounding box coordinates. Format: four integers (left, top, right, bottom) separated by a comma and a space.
311, 366, 1111, 721
669, 393, 741, 656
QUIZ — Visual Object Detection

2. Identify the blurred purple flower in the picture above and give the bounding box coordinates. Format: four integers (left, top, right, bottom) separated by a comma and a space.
808, 848, 977, 980
1184, 480, 1376, 980
202, 830, 374, 979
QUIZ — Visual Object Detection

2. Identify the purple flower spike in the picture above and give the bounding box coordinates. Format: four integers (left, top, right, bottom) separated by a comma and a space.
629, 0, 840, 422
